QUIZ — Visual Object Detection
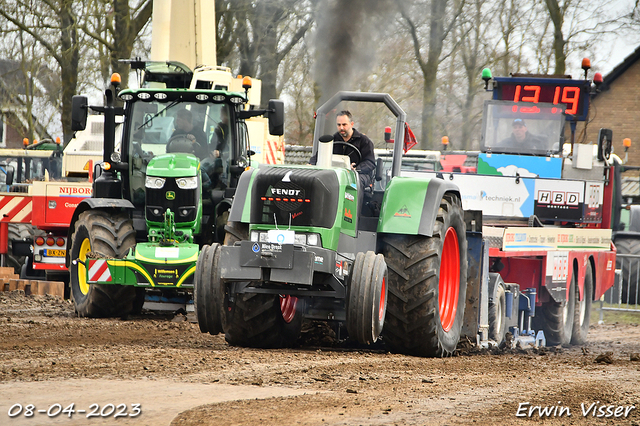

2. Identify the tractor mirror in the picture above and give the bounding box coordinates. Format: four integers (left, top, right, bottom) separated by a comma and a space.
597, 128, 613, 161
5, 165, 14, 186
268, 99, 284, 136
71, 95, 88, 131
375, 158, 384, 181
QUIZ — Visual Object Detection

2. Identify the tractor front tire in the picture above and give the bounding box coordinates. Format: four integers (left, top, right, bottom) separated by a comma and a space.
347, 251, 388, 345
571, 265, 593, 345
69, 210, 137, 318
194, 243, 223, 335
535, 273, 576, 346
382, 194, 467, 357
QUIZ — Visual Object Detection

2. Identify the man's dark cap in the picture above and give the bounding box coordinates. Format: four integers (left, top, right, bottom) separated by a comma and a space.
512, 118, 525, 126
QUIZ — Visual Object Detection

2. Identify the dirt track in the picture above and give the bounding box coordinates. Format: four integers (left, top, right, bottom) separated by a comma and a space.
1, 290, 639, 426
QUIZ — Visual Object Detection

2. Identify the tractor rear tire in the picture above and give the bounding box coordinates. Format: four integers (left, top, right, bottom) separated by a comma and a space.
535, 273, 576, 346
69, 210, 137, 318
194, 243, 223, 335
488, 282, 506, 346
571, 265, 593, 345
614, 237, 640, 304
381, 194, 467, 357
347, 251, 388, 345
223, 221, 248, 246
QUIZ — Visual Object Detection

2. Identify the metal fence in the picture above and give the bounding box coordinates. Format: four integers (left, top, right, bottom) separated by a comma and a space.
599, 253, 640, 321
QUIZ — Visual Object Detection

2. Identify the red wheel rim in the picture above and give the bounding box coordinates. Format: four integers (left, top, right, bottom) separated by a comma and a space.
379, 276, 386, 321
439, 227, 460, 332
280, 295, 298, 323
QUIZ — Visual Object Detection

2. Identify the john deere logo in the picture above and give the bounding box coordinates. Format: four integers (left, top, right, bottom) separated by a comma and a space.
165, 191, 175, 200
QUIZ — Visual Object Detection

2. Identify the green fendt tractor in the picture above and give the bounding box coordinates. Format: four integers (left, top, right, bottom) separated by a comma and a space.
66, 61, 283, 317
195, 92, 469, 356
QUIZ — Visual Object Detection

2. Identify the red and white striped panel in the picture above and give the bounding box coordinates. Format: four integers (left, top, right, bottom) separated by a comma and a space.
265, 140, 278, 164
0, 195, 32, 223
88, 259, 113, 283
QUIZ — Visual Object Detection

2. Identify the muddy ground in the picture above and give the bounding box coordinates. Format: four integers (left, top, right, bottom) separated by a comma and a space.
0, 290, 639, 426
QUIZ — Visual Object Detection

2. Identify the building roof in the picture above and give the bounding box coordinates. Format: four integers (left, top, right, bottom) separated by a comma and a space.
594, 46, 640, 94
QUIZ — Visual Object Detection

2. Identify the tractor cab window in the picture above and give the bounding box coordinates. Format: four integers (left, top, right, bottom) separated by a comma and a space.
127, 99, 231, 206
481, 101, 564, 156
201, 105, 231, 190
237, 120, 251, 164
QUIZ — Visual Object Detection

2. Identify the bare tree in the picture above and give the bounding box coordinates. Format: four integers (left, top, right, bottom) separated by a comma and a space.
0, 31, 57, 144
81, 0, 153, 89
0, 0, 83, 143
440, 0, 499, 150
215, 0, 236, 65
397, 0, 465, 149
215, 0, 315, 103
542, 0, 620, 76
281, 40, 316, 145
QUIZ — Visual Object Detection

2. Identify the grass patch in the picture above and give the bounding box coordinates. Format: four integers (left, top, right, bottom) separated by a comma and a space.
591, 303, 640, 325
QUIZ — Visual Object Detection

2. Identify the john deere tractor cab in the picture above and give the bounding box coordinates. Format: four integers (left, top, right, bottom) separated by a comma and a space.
66, 61, 283, 317
195, 92, 470, 357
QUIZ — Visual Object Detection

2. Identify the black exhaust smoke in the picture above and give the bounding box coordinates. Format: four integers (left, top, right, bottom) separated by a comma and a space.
313, 0, 391, 104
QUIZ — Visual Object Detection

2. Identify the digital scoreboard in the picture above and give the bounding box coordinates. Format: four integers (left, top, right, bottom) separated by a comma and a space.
492, 77, 591, 121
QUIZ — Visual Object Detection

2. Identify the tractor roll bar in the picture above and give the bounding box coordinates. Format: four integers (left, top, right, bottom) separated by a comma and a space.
312, 91, 407, 178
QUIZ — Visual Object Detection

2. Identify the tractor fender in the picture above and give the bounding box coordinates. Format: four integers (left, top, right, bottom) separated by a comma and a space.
65, 198, 135, 267
228, 168, 255, 223
377, 176, 460, 237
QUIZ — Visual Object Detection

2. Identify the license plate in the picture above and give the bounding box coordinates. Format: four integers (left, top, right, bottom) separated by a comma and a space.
45, 249, 66, 257
239, 241, 293, 269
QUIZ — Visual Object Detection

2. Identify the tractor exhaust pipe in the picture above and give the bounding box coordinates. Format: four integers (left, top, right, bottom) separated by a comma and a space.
317, 134, 334, 168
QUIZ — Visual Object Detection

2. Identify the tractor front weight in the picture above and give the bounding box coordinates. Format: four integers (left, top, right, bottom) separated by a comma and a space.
81, 209, 199, 289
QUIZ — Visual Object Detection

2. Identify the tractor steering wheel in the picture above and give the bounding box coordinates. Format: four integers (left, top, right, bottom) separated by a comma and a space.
333, 141, 362, 167
166, 134, 203, 156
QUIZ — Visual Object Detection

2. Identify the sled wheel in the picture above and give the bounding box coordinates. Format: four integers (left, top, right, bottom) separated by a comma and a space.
571, 264, 593, 345
347, 251, 388, 345
488, 283, 506, 345
536, 272, 576, 346
382, 194, 467, 357
69, 210, 137, 318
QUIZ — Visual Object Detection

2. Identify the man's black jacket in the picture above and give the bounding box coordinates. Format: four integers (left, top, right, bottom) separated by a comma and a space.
310, 129, 376, 176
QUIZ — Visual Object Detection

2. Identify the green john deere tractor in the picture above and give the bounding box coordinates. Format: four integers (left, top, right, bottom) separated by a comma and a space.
195, 92, 469, 356
66, 61, 284, 317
